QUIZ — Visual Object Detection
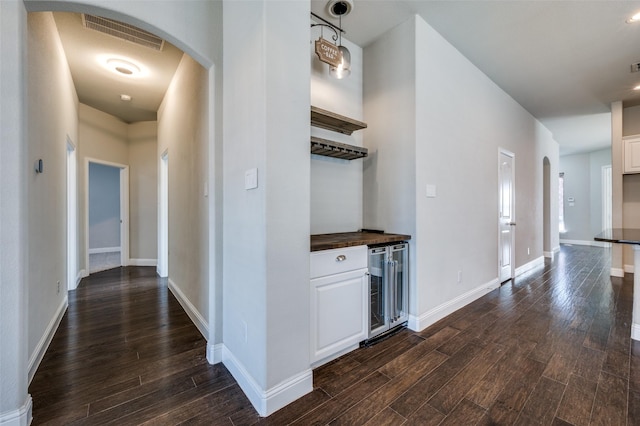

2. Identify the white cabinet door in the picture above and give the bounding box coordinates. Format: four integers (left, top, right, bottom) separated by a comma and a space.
624, 136, 640, 174
310, 268, 367, 364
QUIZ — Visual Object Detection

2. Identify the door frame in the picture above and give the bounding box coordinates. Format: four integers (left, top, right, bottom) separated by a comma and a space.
158, 150, 169, 278
602, 164, 612, 248
85, 158, 129, 273
498, 148, 516, 282
67, 138, 78, 290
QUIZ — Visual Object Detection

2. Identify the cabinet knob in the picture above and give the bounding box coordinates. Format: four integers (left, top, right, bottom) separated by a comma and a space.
336, 255, 347, 262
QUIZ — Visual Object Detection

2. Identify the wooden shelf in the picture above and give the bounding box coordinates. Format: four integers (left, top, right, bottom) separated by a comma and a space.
311, 137, 368, 160
311, 106, 367, 135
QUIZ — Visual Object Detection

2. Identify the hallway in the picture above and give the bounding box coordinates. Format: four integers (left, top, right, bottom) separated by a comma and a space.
30, 245, 639, 424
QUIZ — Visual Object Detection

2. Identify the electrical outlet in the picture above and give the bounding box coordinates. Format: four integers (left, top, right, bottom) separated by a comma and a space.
56, 280, 60, 294
457, 270, 462, 284
242, 320, 248, 343
527, 247, 530, 256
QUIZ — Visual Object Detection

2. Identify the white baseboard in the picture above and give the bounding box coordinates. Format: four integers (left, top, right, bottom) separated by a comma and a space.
222, 345, 313, 417
408, 278, 500, 332
0, 395, 32, 426
88, 247, 120, 254
611, 268, 625, 278
168, 278, 208, 340
28, 296, 68, 383
560, 239, 600, 247
207, 342, 223, 364
543, 246, 560, 260
632, 323, 640, 341
81, 268, 89, 278
515, 256, 544, 276
625, 264, 636, 274
129, 258, 157, 267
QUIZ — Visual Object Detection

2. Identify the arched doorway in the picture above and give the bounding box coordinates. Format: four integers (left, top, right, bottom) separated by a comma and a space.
0, 2, 221, 424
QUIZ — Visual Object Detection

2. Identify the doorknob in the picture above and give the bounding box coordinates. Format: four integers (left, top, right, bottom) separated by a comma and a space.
509, 222, 516, 226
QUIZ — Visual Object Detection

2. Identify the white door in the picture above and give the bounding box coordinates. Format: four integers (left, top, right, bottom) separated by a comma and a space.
499, 150, 515, 282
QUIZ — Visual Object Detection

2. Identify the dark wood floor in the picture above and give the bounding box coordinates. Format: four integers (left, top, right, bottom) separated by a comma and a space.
30, 245, 639, 425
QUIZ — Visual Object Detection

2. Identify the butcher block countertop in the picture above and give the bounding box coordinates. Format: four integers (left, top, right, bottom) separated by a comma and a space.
311, 231, 411, 252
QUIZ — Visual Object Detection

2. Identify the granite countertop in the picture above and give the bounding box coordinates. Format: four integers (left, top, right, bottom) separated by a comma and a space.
311, 231, 411, 252
595, 228, 640, 245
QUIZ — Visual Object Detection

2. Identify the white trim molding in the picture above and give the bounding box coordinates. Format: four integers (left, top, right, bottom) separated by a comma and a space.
28, 296, 68, 383
0, 395, 32, 426
633, 324, 640, 342
625, 264, 636, 274
543, 246, 560, 260
88, 247, 121, 254
222, 346, 313, 417
611, 268, 625, 278
515, 256, 545, 276
560, 239, 609, 248
207, 343, 223, 364
408, 278, 500, 332
128, 258, 157, 267
168, 278, 208, 340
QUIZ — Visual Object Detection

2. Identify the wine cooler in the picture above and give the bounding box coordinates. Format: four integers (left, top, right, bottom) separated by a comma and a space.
368, 242, 408, 339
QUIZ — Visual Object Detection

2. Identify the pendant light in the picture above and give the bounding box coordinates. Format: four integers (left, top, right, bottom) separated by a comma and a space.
329, 12, 351, 79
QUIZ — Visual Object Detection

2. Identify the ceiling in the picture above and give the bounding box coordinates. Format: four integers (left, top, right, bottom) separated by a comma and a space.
311, 0, 640, 155
52, 12, 183, 123
53, 3, 640, 155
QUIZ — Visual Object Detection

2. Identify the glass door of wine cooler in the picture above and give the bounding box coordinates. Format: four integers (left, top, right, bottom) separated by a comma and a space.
368, 247, 387, 338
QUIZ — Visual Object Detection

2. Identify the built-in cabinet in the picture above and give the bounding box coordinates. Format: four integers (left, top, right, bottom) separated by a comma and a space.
623, 135, 640, 174
310, 245, 368, 366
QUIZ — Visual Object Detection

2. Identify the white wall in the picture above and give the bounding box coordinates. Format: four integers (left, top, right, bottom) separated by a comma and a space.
223, 0, 311, 416
364, 15, 559, 330
26, 11, 79, 387
128, 121, 158, 261
157, 53, 209, 335
1, 1, 30, 420
310, 36, 363, 234
558, 148, 611, 244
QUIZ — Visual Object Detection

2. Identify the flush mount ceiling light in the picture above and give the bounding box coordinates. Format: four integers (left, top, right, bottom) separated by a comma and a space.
98, 55, 147, 78
120, 94, 132, 101
634, 85, 640, 91
311, 1, 352, 79
627, 12, 640, 23
107, 58, 140, 75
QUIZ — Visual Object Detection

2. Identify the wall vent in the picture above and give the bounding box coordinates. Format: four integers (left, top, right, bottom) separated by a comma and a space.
631, 62, 640, 73
82, 14, 165, 51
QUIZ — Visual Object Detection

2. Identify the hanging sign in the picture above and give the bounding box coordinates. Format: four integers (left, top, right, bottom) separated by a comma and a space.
315, 37, 342, 68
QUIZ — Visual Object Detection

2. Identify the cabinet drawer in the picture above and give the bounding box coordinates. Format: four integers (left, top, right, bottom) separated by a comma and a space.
310, 245, 367, 279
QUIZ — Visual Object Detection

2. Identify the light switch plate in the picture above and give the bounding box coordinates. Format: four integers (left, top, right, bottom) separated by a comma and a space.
245, 168, 258, 190
426, 184, 437, 198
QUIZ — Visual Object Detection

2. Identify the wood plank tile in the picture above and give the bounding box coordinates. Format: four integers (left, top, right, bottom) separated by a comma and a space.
362, 407, 406, 426
330, 350, 448, 425
513, 376, 565, 425
555, 374, 597, 425
30, 246, 636, 426
466, 339, 536, 409
438, 399, 486, 426
377, 326, 459, 378
590, 371, 628, 425
484, 357, 547, 424
427, 341, 505, 414
390, 342, 485, 418
403, 402, 445, 426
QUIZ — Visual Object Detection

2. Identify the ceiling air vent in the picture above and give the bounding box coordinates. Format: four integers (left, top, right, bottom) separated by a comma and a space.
631, 62, 640, 73
82, 14, 165, 51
